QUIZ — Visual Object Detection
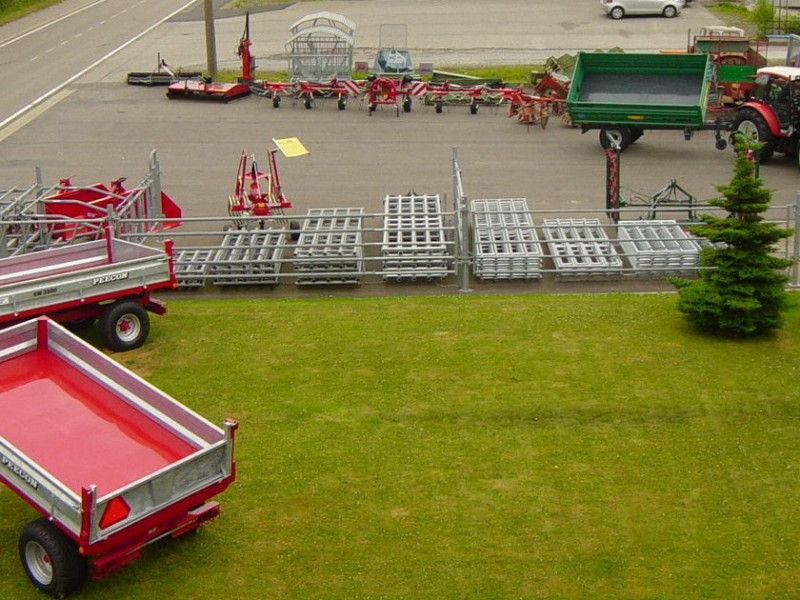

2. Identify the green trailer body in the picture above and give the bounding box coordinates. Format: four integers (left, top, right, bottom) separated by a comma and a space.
566, 52, 713, 129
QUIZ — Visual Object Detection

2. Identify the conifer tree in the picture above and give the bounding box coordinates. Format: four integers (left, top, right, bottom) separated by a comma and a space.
672, 141, 795, 336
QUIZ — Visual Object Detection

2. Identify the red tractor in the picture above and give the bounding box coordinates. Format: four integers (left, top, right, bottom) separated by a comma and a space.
731, 66, 800, 167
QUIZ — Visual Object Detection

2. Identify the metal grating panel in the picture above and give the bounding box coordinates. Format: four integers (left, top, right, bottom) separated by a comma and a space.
293, 208, 364, 285
471, 198, 543, 280
210, 229, 286, 285
541, 218, 623, 278
381, 194, 452, 281
617, 220, 702, 275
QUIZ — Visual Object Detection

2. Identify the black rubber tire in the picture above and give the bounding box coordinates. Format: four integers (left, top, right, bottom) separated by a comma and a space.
610, 7, 624, 19
337, 98, 346, 110
732, 107, 774, 161
435, 100, 443, 114
304, 96, 313, 110
403, 96, 412, 113
272, 96, 280, 108
630, 127, 644, 143
99, 300, 150, 352
469, 101, 478, 115
19, 518, 88, 596
663, 6, 677, 18
599, 126, 632, 151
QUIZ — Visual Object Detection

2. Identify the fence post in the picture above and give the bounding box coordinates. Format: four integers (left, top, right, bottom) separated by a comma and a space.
149, 149, 163, 232
452, 148, 471, 293
792, 191, 800, 288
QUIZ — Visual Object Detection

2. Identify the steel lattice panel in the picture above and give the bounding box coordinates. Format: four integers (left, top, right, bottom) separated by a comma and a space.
471, 198, 543, 280
542, 218, 623, 278
173, 248, 214, 289
208, 229, 286, 285
617, 220, 702, 275
381, 194, 452, 281
293, 208, 364, 285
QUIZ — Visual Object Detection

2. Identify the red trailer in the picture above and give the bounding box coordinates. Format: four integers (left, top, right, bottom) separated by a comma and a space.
0, 317, 238, 596
0, 237, 176, 351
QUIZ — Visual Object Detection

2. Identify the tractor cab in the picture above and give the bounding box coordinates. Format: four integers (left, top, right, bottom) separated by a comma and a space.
732, 66, 800, 162
748, 67, 800, 134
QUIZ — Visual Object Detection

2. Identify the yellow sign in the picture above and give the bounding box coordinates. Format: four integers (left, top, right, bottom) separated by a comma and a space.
272, 137, 309, 158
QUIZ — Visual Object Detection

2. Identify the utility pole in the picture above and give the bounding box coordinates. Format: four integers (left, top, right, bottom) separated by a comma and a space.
204, 0, 218, 80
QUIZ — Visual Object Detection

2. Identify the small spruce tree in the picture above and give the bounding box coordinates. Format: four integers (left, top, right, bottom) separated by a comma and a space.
672, 141, 795, 337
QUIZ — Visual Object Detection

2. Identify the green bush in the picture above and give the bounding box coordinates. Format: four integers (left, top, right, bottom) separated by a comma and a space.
672, 140, 796, 337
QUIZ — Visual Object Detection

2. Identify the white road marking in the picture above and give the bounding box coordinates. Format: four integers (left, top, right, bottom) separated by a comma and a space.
0, 0, 199, 132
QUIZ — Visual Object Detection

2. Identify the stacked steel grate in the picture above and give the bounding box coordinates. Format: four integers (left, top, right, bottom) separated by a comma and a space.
541, 218, 623, 278
617, 220, 703, 275
381, 193, 452, 281
293, 208, 364, 285
210, 229, 286, 285
174, 228, 286, 288
471, 198, 543, 280
173, 247, 214, 289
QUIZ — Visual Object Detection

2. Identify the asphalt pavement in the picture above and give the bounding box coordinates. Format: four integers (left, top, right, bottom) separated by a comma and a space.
2, 0, 798, 297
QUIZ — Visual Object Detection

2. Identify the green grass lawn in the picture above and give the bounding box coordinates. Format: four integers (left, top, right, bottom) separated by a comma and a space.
2, 293, 799, 599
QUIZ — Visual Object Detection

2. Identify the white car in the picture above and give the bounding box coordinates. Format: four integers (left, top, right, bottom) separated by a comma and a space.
601, 0, 683, 20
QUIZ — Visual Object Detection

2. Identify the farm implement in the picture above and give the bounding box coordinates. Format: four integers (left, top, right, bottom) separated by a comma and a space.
0, 317, 237, 596
227, 138, 308, 228
165, 12, 255, 102
1, 150, 180, 257
566, 52, 730, 151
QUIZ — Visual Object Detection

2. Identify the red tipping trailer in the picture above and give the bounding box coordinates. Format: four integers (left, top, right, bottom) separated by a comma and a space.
0, 317, 238, 596
0, 237, 176, 351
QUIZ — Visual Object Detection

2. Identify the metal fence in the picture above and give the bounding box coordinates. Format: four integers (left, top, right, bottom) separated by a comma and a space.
2, 150, 799, 292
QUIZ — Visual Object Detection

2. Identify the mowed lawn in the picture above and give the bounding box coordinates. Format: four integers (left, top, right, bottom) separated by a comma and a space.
1, 292, 799, 599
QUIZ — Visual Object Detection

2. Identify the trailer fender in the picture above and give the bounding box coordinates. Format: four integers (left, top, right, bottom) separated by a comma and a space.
736, 102, 784, 138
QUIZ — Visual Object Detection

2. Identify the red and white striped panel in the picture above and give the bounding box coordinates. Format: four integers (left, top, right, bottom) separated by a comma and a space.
340, 80, 361, 95
409, 81, 429, 96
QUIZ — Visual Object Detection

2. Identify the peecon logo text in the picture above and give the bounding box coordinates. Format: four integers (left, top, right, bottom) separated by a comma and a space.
92, 271, 129, 286
0, 453, 39, 490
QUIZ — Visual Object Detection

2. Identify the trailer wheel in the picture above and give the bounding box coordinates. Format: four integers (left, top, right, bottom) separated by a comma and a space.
732, 107, 774, 161
19, 518, 88, 596
599, 127, 632, 151
100, 300, 150, 352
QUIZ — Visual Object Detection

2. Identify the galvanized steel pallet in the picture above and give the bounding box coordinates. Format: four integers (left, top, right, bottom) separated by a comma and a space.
541, 218, 623, 278
210, 229, 286, 285
173, 248, 214, 289
617, 220, 702, 275
293, 208, 364, 285
471, 198, 543, 280
381, 194, 452, 281
173, 229, 286, 288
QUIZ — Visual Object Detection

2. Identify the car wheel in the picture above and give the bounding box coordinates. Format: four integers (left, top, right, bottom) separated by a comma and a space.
732, 107, 774, 162
610, 7, 624, 19
663, 6, 677, 18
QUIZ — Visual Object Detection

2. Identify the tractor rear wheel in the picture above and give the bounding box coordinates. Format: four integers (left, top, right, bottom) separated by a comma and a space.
732, 107, 774, 161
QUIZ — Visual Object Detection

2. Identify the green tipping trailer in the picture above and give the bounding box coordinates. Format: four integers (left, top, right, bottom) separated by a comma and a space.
565, 52, 729, 151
